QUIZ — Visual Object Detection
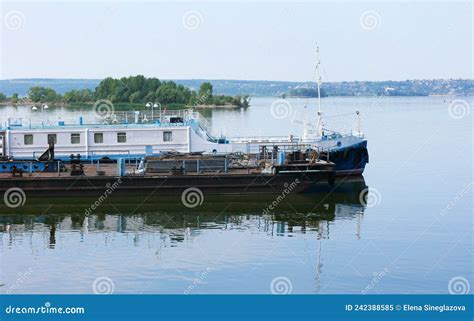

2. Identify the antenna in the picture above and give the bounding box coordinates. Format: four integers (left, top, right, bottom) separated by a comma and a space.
315, 44, 322, 113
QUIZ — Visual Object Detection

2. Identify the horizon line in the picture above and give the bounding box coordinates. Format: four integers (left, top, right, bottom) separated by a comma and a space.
1, 77, 473, 83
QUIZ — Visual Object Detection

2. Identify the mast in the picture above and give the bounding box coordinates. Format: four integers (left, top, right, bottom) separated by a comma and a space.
315, 45, 323, 138
303, 45, 323, 141
315, 45, 322, 113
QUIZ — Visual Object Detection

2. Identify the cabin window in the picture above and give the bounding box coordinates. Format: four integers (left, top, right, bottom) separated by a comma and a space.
94, 133, 104, 144
71, 133, 80, 144
47, 134, 57, 144
24, 134, 33, 145
163, 131, 173, 142
117, 132, 127, 143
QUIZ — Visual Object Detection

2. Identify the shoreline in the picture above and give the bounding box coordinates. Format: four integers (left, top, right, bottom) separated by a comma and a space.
0, 94, 470, 108
0, 102, 245, 110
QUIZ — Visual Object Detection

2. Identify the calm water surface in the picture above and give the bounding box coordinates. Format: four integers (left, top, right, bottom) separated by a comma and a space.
0, 96, 472, 294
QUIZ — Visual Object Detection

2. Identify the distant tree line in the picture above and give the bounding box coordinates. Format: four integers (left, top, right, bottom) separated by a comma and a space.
0, 75, 250, 108
288, 88, 328, 98
2, 78, 473, 99
0, 92, 20, 104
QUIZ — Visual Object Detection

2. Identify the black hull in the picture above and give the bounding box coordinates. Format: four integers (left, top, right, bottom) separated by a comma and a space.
0, 177, 367, 217
330, 140, 369, 175
0, 171, 335, 199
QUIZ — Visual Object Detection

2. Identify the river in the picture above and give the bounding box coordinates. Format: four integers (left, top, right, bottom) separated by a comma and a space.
0, 96, 472, 294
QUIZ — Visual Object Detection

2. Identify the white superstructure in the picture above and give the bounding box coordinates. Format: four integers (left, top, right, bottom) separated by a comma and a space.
0, 106, 367, 162
0, 109, 300, 160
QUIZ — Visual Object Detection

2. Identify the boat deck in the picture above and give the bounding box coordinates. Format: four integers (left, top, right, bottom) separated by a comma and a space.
0, 160, 336, 197
0, 160, 335, 179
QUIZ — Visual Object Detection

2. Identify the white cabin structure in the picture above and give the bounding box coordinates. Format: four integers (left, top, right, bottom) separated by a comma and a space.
0, 110, 299, 160
0, 108, 366, 174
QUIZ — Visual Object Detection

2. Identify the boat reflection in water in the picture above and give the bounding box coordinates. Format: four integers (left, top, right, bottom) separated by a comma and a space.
0, 178, 369, 294
1, 178, 367, 237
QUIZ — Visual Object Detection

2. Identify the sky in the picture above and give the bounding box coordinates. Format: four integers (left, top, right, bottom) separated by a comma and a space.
0, 1, 472, 82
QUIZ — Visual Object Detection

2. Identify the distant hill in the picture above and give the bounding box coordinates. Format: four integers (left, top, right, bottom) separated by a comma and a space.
0, 79, 101, 96
1, 78, 473, 97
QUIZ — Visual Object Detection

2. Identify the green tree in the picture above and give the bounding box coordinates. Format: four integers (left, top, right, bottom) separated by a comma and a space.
44, 88, 61, 102
188, 91, 198, 105
129, 91, 141, 103
95, 77, 119, 100
91, 75, 244, 107
28, 87, 61, 102
0, 92, 6, 102
63, 89, 94, 103
144, 91, 156, 103
28, 86, 45, 102
241, 95, 250, 107
199, 82, 213, 96
144, 78, 161, 96
11, 93, 19, 104
199, 82, 213, 104
156, 81, 178, 104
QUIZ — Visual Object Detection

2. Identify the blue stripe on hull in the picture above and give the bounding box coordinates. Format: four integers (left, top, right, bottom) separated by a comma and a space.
11, 154, 151, 163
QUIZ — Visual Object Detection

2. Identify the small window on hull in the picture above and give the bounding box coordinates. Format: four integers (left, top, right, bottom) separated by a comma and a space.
24, 134, 33, 145
163, 131, 172, 142
47, 134, 57, 144
71, 133, 80, 144
94, 133, 104, 144
117, 132, 127, 143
